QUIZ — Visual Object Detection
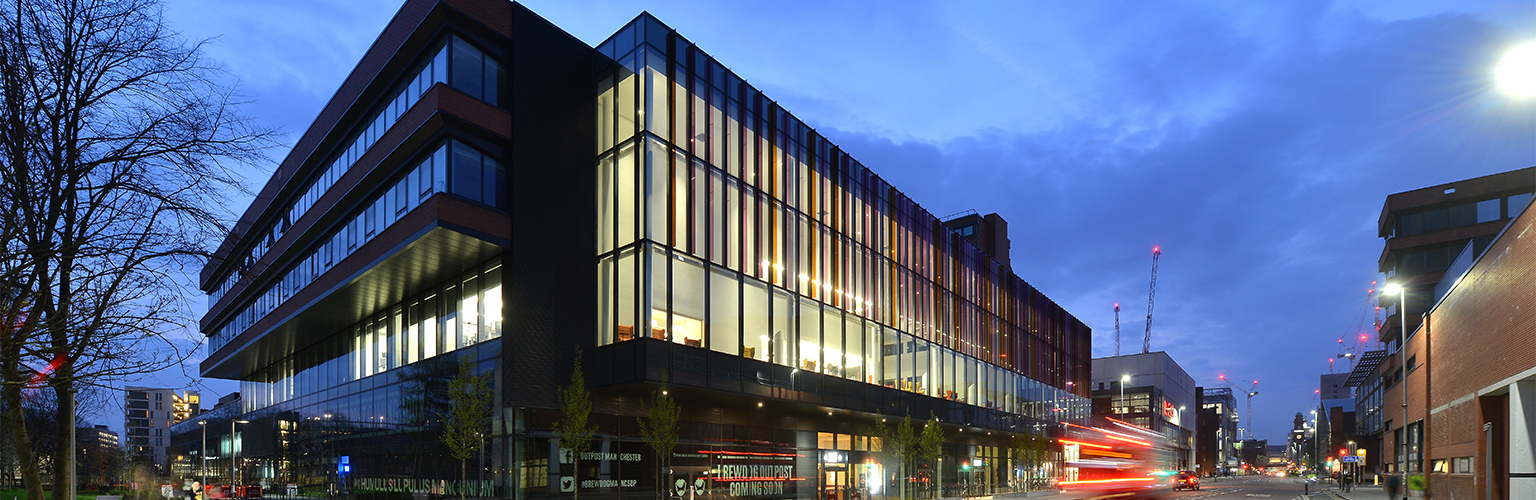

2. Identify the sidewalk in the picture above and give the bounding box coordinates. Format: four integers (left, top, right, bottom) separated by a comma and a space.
930, 490, 1068, 500
1302, 482, 1389, 500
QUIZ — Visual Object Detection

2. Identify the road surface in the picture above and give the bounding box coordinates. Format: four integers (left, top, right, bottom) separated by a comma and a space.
1053, 474, 1320, 500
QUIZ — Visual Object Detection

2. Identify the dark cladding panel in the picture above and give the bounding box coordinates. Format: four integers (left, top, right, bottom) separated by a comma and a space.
501, 2, 600, 409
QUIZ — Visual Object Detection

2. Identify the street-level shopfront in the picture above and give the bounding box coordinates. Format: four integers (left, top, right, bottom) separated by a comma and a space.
512, 402, 1059, 500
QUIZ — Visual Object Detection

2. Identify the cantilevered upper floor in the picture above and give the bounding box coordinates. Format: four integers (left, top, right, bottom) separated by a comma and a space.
198, 0, 593, 380
1375, 166, 1533, 343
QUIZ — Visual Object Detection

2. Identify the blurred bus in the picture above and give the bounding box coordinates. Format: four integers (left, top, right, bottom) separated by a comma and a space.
1057, 419, 1173, 499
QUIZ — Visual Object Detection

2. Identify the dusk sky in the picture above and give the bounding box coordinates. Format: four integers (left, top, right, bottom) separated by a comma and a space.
116, 0, 1536, 443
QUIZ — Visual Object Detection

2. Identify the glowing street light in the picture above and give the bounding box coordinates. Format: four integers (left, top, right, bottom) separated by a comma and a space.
232, 419, 250, 494
199, 420, 209, 496
1382, 283, 1408, 473
1120, 375, 1130, 415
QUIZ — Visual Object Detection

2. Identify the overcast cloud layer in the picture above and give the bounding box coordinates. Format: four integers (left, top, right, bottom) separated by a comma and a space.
142, 0, 1536, 442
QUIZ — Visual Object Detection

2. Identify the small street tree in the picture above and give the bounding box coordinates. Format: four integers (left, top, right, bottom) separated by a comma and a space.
878, 415, 914, 500
554, 347, 597, 500
637, 387, 679, 500
878, 412, 944, 500
1008, 434, 1051, 492
442, 354, 493, 500
916, 414, 944, 499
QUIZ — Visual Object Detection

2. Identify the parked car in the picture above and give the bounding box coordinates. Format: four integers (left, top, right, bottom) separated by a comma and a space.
1172, 471, 1200, 491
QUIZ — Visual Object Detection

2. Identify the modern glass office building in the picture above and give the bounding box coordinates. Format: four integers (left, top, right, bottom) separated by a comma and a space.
195, 1, 1091, 499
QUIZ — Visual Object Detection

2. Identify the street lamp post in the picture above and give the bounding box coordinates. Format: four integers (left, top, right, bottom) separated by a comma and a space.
1310, 410, 1318, 474
1065, 381, 1075, 420
231, 419, 250, 497
1179, 405, 1188, 470
1348, 440, 1357, 488
199, 421, 208, 498
1120, 375, 1130, 416
1383, 283, 1408, 474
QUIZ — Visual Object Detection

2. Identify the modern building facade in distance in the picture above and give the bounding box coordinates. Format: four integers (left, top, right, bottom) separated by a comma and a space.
1196, 387, 1238, 475
124, 387, 200, 473
195, 2, 1093, 499
1089, 352, 1196, 472
1342, 349, 1387, 475
1319, 373, 1351, 401
78, 425, 121, 486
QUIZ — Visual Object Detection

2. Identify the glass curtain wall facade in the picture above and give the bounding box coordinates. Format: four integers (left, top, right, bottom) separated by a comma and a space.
206, 35, 503, 311
198, 23, 512, 496
202, 4, 1094, 500
238, 259, 503, 413
592, 16, 1087, 422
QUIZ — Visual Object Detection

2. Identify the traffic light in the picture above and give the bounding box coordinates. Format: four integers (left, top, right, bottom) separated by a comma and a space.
1339, 448, 1347, 457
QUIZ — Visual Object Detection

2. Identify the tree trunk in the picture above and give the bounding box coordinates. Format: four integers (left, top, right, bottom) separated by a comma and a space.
460, 457, 466, 500
1, 382, 45, 500
53, 379, 75, 500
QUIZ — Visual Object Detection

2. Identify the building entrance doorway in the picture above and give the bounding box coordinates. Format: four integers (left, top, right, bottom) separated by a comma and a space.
821, 467, 848, 500
820, 449, 860, 500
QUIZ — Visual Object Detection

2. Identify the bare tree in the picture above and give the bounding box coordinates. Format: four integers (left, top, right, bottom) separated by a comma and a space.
0, 1, 272, 499
554, 347, 596, 500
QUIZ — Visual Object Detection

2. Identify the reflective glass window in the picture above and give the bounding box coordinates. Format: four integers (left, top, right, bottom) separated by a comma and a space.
708, 267, 739, 353
741, 279, 771, 360
451, 40, 483, 100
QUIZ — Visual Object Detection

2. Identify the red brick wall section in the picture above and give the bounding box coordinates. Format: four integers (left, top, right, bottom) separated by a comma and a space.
1422, 189, 1536, 500
1430, 209, 1536, 405
442, 0, 512, 38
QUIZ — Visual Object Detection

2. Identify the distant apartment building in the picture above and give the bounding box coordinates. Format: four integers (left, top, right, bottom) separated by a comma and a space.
941, 211, 1012, 270
1237, 439, 1270, 471
1197, 387, 1239, 474
124, 387, 200, 472
78, 424, 120, 485
1320, 373, 1351, 401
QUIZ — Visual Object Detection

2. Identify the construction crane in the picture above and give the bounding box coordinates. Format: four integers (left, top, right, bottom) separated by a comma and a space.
1243, 380, 1258, 441
1218, 374, 1259, 440
1143, 247, 1161, 353
1114, 303, 1121, 356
